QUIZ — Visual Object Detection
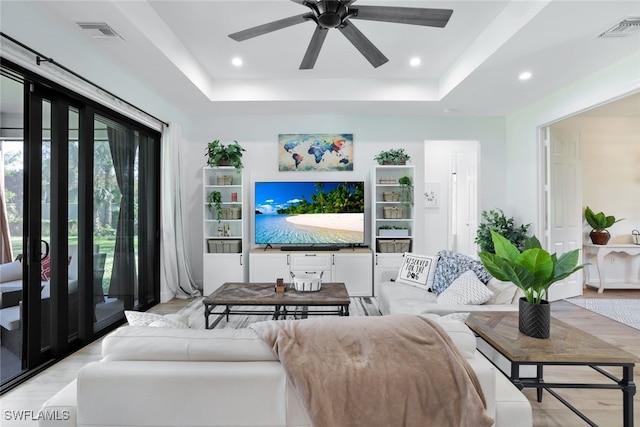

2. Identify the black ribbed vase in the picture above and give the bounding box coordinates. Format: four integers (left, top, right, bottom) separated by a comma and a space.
519, 298, 550, 339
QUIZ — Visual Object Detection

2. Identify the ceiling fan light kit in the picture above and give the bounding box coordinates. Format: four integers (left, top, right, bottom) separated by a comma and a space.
228, 0, 453, 70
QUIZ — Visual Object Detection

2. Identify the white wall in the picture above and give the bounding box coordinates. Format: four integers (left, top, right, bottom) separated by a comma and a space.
505, 51, 640, 237
553, 116, 640, 283
183, 115, 505, 288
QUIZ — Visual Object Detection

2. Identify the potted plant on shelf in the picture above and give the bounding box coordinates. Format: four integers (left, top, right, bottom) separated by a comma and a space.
205, 140, 246, 169
478, 231, 585, 339
207, 191, 223, 221
475, 209, 531, 253
584, 206, 623, 245
398, 176, 413, 206
373, 148, 411, 165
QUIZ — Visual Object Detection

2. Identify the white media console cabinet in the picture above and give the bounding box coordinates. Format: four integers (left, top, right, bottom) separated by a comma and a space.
249, 248, 373, 296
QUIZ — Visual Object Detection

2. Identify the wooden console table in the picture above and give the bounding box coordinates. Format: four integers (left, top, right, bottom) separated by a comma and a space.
466, 311, 637, 427
583, 243, 640, 293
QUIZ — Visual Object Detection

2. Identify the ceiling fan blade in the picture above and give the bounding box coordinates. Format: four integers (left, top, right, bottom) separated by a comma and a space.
229, 13, 312, 41
338, 21, 388, 68
300, 27, 329, 70
351, 6, 453, 28
290, 0, 306, 4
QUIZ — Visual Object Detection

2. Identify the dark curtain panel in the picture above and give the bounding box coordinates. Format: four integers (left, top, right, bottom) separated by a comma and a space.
107, 127, 138, 308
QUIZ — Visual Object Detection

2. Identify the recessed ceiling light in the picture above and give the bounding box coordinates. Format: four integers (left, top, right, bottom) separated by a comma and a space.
231, 57, 243, 67
519, 71, 532, 81
409, 57, 421, 67
443, 108, 458, 113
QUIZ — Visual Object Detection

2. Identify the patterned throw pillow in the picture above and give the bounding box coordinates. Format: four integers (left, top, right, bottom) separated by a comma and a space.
41, 255, 51, 281
124, 311, 189, 329
395, 253, 439, 290
437, 270, 494, 305
431, 250, 492, 295
40, 255, 73, 282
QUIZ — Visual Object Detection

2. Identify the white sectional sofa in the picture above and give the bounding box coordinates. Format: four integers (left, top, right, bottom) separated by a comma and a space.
41, 319, 532, 427
378, 276, 523, 316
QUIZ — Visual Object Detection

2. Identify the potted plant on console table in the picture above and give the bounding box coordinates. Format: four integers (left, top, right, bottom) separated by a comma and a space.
479, 231, 585, 339
584, 206, 623, 245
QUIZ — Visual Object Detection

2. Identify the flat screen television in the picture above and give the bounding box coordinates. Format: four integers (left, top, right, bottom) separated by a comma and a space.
254, 181, 365, 246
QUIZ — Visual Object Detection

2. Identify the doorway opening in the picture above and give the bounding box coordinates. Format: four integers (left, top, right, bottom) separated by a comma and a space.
423, 140, 479, 257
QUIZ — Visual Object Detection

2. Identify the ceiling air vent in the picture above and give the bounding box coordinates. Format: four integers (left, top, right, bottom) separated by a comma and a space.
76, 22, 124, 41
598, 16, 640, 38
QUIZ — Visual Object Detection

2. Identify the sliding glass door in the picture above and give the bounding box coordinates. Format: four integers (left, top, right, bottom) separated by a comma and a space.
0, 62, 160, 393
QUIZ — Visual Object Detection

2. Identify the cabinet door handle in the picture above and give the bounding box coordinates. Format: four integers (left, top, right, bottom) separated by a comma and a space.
287, 254, 290, 265
332, 254, 335, 265
305, 254, 316, 257
375, 254, 378, 265
239, 254, 243, 266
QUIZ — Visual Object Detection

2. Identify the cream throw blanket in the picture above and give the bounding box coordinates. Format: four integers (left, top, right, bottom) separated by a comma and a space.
250, 314, 494, 427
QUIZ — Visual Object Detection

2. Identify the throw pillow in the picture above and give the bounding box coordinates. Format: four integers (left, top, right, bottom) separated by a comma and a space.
0, 260, 22, 283
395, 253, 439, 290
124, 311, 189, 328
437, 270, 494, 305
432, 250, 492, 295
41, 255, 51, 281
485, 278, 519, 305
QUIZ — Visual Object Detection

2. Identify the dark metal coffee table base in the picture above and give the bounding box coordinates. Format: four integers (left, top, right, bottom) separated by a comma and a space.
203, 282, 350, 329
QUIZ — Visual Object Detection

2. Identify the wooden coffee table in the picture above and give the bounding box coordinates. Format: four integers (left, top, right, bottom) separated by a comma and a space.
466, 311, 637, 427
203, 282, 350, 329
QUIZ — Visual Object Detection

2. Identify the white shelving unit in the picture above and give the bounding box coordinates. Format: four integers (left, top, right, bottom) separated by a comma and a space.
371, 165, 415, 296
202, 166, 246, 295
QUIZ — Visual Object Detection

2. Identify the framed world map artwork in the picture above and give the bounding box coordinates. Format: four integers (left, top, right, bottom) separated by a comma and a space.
278, 133, 354, 171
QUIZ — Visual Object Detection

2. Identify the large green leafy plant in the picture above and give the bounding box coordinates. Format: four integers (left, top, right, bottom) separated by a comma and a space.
475, 209, 531, 253
478, 231, 585, 304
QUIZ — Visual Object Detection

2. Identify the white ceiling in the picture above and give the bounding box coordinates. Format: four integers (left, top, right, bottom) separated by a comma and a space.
1, 0, 639, 118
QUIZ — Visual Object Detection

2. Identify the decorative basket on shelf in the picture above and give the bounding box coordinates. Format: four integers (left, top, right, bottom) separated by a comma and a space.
216, 175, 233, 185
220, 207, 241, 220
290, 271, 323, 292
377, 239, 411, 253
382, 191, 400, 202
379, 178, 397, 184
383, 206, 404, 219
633, 229, 640, 245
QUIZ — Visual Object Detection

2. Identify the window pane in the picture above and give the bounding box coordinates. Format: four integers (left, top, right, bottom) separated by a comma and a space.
0, 72, 25, 382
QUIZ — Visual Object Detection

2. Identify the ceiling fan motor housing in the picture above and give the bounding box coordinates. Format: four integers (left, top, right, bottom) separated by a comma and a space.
304, 0, 353, 28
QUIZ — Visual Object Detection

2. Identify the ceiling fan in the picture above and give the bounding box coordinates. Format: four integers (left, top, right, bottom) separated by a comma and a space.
228, 0, 453, 70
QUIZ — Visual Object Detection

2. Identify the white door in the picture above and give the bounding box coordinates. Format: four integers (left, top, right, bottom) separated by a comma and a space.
544, 126, 583, 301
452, 151, 478, 257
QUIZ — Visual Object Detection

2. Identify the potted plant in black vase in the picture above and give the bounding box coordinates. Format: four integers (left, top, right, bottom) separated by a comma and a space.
205, 140, 246, 169
584, 206, 623, 245
479, 231, 585, 339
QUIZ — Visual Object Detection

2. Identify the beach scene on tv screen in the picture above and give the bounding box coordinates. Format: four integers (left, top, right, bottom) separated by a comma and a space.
255, 182, 365, 245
